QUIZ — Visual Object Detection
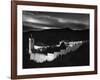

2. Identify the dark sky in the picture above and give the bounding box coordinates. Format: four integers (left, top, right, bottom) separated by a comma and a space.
23, 11, 89, 32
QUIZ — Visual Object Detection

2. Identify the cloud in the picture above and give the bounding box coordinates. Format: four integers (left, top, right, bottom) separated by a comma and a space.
23, 11, 58, 25
23, 11, 89, 32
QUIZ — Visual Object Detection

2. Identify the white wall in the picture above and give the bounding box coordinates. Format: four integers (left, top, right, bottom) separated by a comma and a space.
0, 0, 99, 80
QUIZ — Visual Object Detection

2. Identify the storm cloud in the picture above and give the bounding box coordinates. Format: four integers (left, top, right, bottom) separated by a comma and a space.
23, 11, 89, 32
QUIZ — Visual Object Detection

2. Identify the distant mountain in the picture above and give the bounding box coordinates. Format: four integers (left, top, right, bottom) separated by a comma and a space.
23, 28, 89, 45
